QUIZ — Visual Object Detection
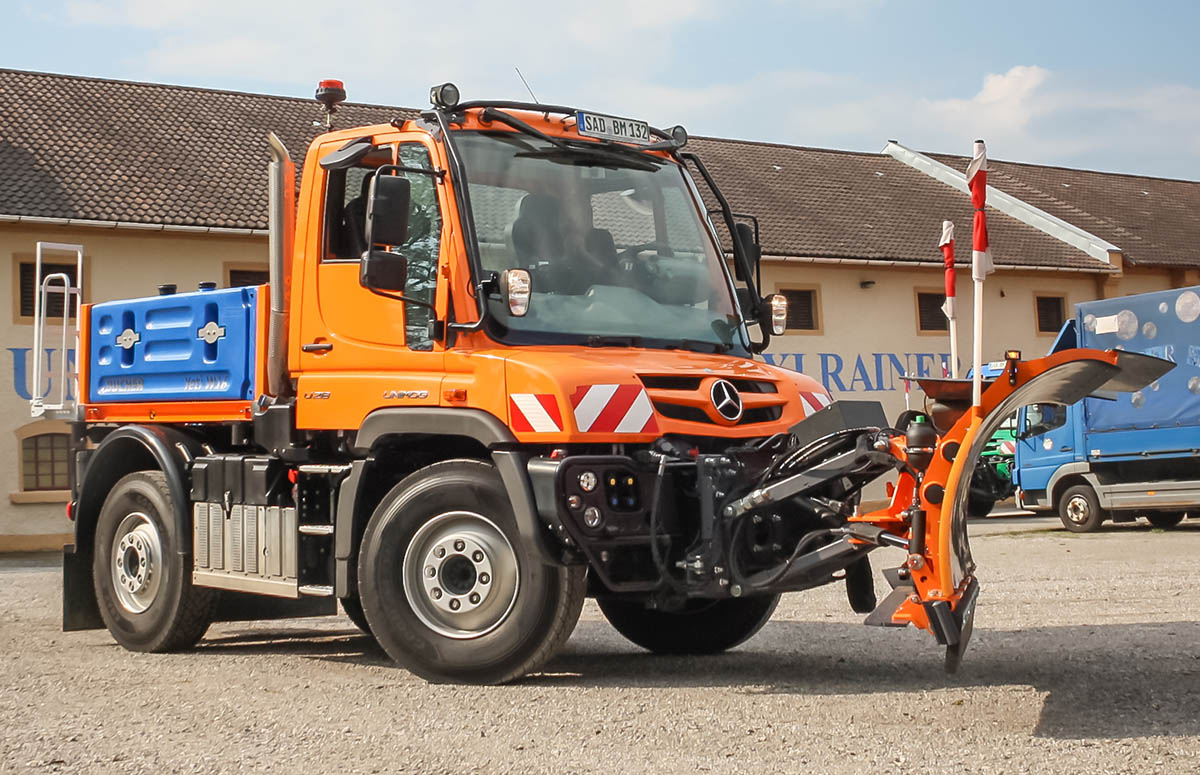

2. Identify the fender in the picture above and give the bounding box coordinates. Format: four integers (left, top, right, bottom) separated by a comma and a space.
335, 408, 562, 597
1044, 461, 1102, 510
64, 424, 206, 631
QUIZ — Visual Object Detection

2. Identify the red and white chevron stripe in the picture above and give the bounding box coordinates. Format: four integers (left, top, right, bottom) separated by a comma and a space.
569, 384, 659, 434
509, 393, 564, 433
999, 440, 1016, 455
799, 390, 833, 416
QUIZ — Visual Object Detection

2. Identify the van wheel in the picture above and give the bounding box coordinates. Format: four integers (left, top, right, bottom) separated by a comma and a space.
357, 460, 585, 684
1147, 512, 1185, 529
92, 471, 218, 652
597, 595, 780, 654
1058, 484, 1105, 533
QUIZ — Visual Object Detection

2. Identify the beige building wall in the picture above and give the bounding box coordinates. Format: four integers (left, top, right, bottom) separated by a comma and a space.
761, 260, 1177, 423
0, 220, 1183, 544
0, 223, 267, 547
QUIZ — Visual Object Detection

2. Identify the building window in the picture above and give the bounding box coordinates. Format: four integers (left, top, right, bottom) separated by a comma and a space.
778, 288, 820, 332
16, 260, 78, 320
916, 290, 949, 333
1036, 295, 1066, 333
227, 268, 270, 287
22, 433, 69, 491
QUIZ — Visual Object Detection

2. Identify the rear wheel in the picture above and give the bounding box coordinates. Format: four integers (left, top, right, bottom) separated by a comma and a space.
92, 471, 218, 652
358, 460, 585, 684
1147, 512, 1185, 529
597, 594, 780, 655
1058, 483, 1105, 533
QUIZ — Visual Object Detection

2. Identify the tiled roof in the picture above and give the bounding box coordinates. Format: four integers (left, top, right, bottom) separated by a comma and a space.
0, 69, 410, 230
689, 136, 1111, 272
5, 68, 1183, 273
927, 152, 1200, 269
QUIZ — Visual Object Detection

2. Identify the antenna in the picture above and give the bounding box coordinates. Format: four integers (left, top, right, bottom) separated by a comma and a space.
514, 66, 539, 103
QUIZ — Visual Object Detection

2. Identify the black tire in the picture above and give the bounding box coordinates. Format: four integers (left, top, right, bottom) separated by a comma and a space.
357, 459, 586, 684
1147, 512, 1185, 529
967, 494, 996, 518
340, 596, 373, 635
92, 471, 218, 652
1058, 483, 1106, 533
597, 594, 780, 655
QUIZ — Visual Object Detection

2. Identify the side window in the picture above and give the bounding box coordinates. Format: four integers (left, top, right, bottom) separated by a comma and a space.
323, 146, 396, 261
1023, 403, 1066, 437
397, 144, 442, 351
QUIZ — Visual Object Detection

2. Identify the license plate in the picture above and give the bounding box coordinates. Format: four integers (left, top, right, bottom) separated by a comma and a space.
576, 111, 652, 145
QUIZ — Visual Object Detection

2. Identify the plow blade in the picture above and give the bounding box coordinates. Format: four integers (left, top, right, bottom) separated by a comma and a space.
857, 348, 1172, 672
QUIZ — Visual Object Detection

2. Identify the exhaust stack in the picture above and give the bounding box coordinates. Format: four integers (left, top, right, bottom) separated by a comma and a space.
266, 133, 295, 398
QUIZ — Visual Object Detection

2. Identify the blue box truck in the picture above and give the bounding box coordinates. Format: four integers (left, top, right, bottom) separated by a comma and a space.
1014, 286, 1200, 532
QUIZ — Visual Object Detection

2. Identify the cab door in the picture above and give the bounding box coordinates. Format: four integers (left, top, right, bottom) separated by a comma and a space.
1014, 402, 1075, 494
294, 134, 448, 429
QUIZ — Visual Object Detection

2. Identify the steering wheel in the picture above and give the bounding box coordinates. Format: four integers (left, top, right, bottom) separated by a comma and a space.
617, 241, 673, 263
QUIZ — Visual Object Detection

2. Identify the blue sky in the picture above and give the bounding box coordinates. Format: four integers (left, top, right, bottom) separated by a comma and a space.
8, 0, 1200, 178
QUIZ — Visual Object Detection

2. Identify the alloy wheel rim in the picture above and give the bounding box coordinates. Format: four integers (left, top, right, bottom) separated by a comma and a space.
402, 511, 520, 640
111, 512, 164, 614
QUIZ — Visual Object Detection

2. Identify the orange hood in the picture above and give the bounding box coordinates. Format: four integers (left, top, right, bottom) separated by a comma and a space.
476, 346, 832, 443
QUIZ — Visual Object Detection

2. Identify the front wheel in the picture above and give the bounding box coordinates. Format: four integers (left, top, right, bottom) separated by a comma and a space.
358, 460, 585, 684
597, 595, 780, 655
92, 471, 218, 652
1058, 483, 1106, 533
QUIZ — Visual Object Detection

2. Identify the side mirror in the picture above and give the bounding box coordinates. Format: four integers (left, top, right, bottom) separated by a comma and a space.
360, 170, 412, 293
365, 172, 411, 248
360, 250, 408, 292
734, 221, 760, 285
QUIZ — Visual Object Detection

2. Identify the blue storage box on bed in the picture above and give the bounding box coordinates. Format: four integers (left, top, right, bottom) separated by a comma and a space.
88, 286, 258, 403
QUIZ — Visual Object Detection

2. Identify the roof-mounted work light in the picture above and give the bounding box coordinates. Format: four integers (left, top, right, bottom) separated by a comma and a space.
430, 82, 461, 110
668, 125, 688, 148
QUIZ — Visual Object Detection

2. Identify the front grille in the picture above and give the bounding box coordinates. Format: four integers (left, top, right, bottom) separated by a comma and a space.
638, 375, 703, 391
641, 373, 783, 426
728, 379, 777, 394
651, 401, 782, 426
653, 403, 710, 423
743, 406, 783, 423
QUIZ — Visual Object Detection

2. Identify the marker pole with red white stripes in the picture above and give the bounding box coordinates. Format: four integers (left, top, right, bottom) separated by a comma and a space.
967, 139, 994, 408
939, 220, 959, 379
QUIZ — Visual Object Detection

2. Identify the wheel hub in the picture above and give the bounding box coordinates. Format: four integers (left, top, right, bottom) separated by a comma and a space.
1066, 495, 1090, 524
422, 535, 494, 613
111, 512, 163, 614
403, 511, 519, 640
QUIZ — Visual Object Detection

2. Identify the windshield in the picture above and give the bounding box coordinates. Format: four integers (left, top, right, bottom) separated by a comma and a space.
454, 130, 745, 353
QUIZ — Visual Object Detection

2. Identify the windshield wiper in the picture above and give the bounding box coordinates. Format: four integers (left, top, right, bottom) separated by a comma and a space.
667, 339, 733, 354
586, 335, 644, 348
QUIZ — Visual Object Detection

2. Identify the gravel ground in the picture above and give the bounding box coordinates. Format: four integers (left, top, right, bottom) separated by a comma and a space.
3, 516, 1200, 774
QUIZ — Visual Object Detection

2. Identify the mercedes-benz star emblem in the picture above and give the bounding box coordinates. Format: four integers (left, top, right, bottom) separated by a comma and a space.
710, 379, 743, 422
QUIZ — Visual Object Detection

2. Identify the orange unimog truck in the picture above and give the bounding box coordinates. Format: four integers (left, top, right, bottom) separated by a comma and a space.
41, 82, 1168, 683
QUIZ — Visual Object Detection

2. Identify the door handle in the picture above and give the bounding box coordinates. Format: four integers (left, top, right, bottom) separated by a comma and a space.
1059, 446, 1072, 452
302, 342, 333, 353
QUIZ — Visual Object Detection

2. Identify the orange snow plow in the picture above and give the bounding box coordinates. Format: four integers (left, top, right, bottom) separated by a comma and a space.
848, 347, 1172, 671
